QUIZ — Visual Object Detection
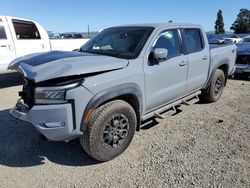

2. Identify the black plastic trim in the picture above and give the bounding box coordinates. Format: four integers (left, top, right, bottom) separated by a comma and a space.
80, 83, 143, 131
69, 100, 77, 130
204, 61, 229, 90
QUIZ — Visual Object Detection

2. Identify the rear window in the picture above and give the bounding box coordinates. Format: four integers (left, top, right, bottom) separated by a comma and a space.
183, 28, 204, 54
0, 19, 7, 39
12, 19, 41, 40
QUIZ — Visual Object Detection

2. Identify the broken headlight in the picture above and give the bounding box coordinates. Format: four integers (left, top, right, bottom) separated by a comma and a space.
35, 82, 80, 104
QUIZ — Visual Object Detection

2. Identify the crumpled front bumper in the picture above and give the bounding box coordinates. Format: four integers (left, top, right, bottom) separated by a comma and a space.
10, 102, 82, 141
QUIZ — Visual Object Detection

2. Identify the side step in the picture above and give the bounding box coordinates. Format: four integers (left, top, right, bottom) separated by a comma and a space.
142, 91, 201, 121
154, 105, 177, 119
182, 93, 200, 106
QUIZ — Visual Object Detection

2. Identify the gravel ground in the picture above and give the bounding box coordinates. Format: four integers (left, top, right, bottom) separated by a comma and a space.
0, 74, 249, 188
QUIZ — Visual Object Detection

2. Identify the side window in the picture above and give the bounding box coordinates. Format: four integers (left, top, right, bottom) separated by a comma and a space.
183, 28, 204, 53
12, 19, 41, 40
0, 19, 7, 39
153, 29, 181, 58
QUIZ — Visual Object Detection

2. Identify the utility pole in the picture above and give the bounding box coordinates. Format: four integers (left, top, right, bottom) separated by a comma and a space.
87, 25, 90, 38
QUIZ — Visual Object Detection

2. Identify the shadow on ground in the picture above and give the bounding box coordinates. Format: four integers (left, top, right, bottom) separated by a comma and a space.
0, 72, 23, 89
0, 109, 98, 167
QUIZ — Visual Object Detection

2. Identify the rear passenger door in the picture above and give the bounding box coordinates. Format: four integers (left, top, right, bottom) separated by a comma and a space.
182, 28, 210, 93
0, 17, 16, 71
143, 29, 188, 112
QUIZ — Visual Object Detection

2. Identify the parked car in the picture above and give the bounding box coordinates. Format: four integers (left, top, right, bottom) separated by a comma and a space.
57, 33, 83, 39
224, 34, 242, 43
208, 36, 225, 44
235, 35, 250, 78
0, 16, 88, 72
9, 23, 236, 161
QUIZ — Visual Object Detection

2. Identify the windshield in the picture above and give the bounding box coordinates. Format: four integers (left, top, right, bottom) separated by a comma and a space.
79, 26, 154, 59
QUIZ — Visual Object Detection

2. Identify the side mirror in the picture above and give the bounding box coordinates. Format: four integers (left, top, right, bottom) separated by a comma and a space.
153, 48, 168, 60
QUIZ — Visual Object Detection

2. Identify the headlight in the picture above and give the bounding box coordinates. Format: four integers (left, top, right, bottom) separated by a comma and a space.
35, 90, 66, 104
35, 82, 79, 104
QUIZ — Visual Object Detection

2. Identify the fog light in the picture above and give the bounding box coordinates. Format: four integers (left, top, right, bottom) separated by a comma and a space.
44, 122, 65, 128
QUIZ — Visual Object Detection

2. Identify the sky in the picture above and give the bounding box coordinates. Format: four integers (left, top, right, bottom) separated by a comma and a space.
0, 0, 249, 33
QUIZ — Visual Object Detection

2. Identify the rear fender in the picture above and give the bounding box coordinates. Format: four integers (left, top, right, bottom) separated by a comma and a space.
203, 60, 229, 90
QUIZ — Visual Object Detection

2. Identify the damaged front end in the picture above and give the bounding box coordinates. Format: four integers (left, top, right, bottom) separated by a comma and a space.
16, 78, 35, 113
235, 44, 250, 77
10, 74, 93, 141
9, 51, 128, 141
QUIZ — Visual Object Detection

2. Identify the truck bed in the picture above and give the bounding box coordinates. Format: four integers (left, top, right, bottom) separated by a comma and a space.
209, 43, 237, 77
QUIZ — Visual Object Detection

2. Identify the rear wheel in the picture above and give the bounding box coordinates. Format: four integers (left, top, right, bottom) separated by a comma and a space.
201, 69, 225, 103
80, 100, 137, 162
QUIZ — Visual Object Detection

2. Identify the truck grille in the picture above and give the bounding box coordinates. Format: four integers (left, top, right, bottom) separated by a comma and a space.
236, 55, 250, 65
19, 78, 35, 109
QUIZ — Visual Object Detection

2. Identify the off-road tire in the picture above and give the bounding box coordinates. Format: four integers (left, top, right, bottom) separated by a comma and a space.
80, 100, 137, 162
201, 69, 225, 103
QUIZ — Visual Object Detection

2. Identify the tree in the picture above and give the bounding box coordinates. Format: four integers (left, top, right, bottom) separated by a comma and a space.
230, 9, 250, 34
215, 9, 225, 34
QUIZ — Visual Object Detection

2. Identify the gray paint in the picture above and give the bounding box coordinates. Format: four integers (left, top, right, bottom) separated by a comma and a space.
10, 23, 236, 141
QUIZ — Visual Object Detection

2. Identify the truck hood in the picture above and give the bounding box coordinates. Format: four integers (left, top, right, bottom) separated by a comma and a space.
8, 51, 129, 82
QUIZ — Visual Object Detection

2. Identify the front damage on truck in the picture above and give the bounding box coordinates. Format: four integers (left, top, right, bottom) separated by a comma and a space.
8, 50, 128, 141
235, 43, 250, 78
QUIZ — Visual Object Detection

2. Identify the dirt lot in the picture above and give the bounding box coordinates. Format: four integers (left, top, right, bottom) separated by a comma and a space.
0, 73, 249, 188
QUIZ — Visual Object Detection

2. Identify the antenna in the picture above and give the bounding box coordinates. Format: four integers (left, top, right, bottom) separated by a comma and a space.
87, 25, 90, 38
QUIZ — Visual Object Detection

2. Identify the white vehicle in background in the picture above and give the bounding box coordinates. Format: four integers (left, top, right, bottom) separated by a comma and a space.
0, 16, 88, 72
224, 34, 242, 43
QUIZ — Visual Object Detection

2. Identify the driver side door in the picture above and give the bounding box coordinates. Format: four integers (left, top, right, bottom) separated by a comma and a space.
143, 29, 188, 112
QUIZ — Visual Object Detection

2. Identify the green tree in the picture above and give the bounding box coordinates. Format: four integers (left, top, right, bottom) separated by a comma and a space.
230, 9, 250, 34
215, 9, 225, 34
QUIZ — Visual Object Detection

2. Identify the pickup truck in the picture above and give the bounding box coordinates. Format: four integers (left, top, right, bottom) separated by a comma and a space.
9, 23, 236, 162
0, 16, 88, 72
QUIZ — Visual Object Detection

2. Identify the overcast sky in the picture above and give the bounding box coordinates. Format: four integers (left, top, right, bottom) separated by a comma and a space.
0, 0, 249, 32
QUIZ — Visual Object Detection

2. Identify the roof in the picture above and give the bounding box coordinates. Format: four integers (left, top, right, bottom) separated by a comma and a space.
113, 23, 202, 29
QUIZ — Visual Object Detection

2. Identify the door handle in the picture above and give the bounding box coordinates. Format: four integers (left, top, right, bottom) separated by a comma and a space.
203, 55, 209, 60
179, 61, 187, 66
0, 45, 7, 47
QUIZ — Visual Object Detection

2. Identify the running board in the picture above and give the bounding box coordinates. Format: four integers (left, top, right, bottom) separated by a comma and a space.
142, 91, 201, 121
182, 93, 200, 106
154, 105, 177, 119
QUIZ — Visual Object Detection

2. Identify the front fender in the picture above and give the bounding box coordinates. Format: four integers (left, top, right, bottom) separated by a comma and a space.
80, 83, 143, 131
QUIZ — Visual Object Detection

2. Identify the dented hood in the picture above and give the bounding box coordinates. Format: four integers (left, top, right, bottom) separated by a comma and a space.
8, 51, 128, 82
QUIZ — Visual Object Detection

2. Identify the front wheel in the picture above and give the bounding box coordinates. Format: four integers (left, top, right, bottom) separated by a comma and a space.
201, 69, 225, 103
80, 100, 137, 162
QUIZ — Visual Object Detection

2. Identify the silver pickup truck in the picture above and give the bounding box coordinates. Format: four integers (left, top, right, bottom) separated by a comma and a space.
9, 23, 236, 161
